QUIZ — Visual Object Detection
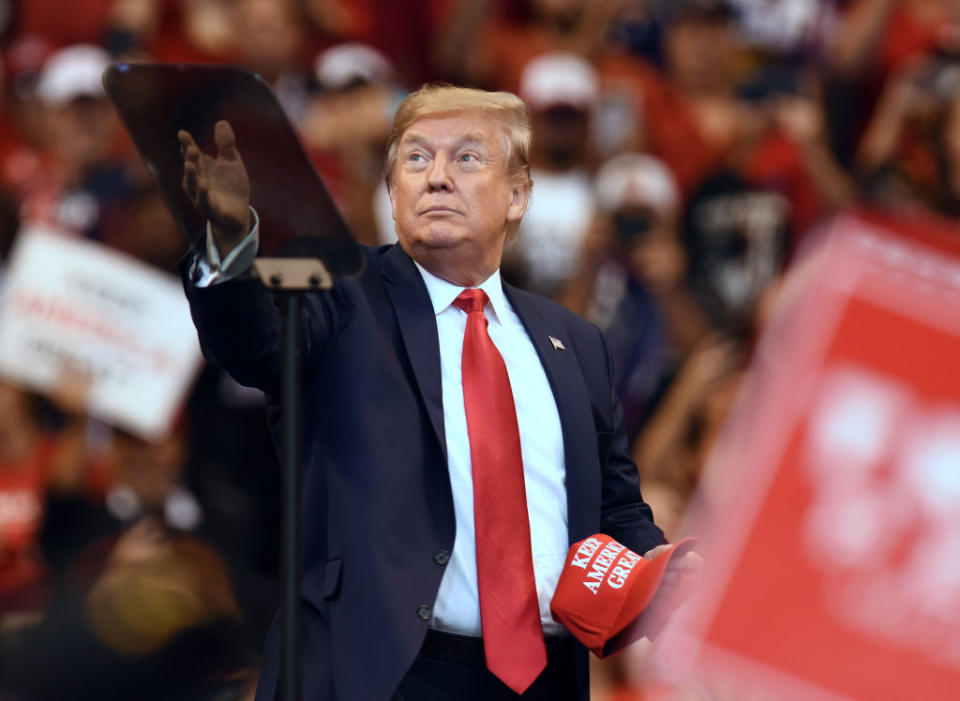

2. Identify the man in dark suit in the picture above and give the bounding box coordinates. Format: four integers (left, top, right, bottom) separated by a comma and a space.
178, 85, 693, 701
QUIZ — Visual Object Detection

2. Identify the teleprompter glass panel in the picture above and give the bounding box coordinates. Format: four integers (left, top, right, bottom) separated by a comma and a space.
103, 62, 364, 276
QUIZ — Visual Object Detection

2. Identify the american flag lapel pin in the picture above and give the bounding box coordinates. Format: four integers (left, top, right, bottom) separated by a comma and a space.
549, 336, 566, 351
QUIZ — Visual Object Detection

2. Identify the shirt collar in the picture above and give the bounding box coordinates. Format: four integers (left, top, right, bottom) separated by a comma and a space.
413, 261, 509, 326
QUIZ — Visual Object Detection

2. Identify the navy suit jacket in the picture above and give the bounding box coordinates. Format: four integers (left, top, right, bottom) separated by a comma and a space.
183, 242, 665, 701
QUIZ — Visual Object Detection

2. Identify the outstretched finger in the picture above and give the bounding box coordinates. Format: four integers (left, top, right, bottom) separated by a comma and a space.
214, 120, 239, 160
178, 129, 198, 157
183, 159, 199, 203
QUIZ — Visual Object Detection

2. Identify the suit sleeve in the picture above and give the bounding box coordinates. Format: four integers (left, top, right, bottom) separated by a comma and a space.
179, 253, 339, 397
592, 324, 668, 554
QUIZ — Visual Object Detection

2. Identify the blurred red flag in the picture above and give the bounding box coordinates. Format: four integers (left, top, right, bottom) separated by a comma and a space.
657, 212, 960, 700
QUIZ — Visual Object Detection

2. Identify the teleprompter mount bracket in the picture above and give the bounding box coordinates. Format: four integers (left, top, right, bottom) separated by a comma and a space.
253, 258, 333, 291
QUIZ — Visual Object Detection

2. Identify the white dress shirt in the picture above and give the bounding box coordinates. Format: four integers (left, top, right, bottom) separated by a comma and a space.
196, 223, 570, 634
414, 263, 568, 636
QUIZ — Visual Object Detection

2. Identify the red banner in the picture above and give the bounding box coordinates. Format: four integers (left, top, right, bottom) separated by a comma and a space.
659, 213, 960, 700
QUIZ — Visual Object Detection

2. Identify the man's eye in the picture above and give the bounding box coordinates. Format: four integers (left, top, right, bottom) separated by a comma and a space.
459, 153, 478, 162
409, 153, 423, 161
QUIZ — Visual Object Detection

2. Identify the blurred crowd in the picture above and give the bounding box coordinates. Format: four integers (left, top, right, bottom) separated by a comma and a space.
0, 0, 959, 698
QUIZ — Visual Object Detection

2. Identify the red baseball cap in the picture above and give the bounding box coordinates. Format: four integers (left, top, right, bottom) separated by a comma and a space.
550, 534, 697, 657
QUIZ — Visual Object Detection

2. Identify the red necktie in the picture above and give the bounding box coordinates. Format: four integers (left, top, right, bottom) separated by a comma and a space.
454, 288, 547, 694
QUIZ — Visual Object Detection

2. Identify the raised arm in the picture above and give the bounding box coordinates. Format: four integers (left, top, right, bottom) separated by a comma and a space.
176, 120, 336, 395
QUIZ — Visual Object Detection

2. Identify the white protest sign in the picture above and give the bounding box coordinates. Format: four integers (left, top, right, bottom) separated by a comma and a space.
0, 226, 202, 439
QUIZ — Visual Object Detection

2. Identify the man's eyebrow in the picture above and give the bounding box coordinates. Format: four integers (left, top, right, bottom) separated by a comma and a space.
400, 133, 430, 148
400, 132, 491, 150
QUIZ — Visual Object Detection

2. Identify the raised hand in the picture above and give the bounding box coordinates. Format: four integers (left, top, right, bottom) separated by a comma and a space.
178, 120, 251, 253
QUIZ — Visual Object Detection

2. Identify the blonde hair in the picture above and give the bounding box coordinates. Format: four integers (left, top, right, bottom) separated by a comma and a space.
383, 84, 532, 190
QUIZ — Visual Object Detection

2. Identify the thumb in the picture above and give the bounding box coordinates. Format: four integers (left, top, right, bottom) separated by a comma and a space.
214, 120, 239, 160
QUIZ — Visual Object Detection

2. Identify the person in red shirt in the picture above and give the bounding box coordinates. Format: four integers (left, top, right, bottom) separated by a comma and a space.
0, 379, 90, 613
0, 382, 53, 610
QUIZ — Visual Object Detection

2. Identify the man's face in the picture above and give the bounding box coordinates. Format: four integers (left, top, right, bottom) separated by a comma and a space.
665, 18, 736, 94
389, 111, 528, 284
232, 0, 302, 78
531, 105, 590, 171
530, 0, 584, 29
45, 97, 117, 177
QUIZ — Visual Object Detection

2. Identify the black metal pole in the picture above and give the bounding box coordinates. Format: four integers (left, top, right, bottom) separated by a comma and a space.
280, 292, 302, 701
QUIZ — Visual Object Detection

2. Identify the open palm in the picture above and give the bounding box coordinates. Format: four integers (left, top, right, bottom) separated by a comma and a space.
178, 120, 251, 248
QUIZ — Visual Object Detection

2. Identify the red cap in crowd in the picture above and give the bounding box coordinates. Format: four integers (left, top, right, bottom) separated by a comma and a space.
550, 533, 697, 657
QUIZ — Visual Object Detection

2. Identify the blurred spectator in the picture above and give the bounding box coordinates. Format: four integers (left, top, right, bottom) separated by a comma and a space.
2, 518, 249, 700
0, 376, 91, 616
313, 41, 394, 93
0, 35, 54, 200
304, 42, 402, 245
681, 170, 791, 338
150, 0, 238, 63
16, 0, 116, 48
437, 0, 633, 91
0, 418, 251, 700
437, 0, 654, 160
855, 46, 960, 218
103, 0, 272, 65
726, 0, 839, 59
644, 4, 772, 192
0, 381, 54, 614
934, 82, 960, 217
831, 0, 960, 79
103, 182, 187, 273
20, 45, 133, 243
623, 166, 793, 512
230, 0, 312, 124
508, 52, 598, 296
826, 0, 960, 166
628, 1, 854, 250
632, 331, 742, 490
40, 422, 203, 587
558, 153, 710, 441
102, 0, 163, 58
303, 0, 443, 83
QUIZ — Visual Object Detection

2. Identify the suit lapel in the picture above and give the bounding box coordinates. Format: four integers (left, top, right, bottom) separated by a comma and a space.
503, 284, 600, 543
380, 244, 447, 460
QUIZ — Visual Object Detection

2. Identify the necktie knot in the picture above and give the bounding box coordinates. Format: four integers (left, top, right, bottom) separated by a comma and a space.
454, 288, 488, 314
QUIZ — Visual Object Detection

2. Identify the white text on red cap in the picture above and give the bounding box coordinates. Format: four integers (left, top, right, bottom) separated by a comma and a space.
570, 537, 603, 569
583, 542, 625, 595
607, 551, 643, 590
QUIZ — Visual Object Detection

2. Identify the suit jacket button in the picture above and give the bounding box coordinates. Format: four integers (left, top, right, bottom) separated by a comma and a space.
433, 549, 450, 565
417, 605, 432, 621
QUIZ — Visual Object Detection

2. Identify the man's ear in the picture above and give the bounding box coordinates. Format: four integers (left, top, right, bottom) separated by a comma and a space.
386, 179, 396, 222
506, 182, 530, 223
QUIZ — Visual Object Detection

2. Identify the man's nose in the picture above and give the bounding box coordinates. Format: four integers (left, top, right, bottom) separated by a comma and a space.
426, 154, 453, 191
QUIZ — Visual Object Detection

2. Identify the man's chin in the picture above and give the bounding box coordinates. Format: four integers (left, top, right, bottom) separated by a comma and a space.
404, 230, 468, 250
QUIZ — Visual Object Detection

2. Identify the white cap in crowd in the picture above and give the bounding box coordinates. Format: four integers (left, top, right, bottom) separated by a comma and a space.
314, 43, 393, 91
519, 51, 599, 111
36, 44, 111, 107
595, 153, 680, 216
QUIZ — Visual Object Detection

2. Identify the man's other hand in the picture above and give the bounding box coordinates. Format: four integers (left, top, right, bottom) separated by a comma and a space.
643, 544, 703, 610
178, 120, 251, 253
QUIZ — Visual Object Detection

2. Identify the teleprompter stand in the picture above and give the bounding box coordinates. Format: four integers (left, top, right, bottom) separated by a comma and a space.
256, 258, 333, 701
104, 63, 364, 700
